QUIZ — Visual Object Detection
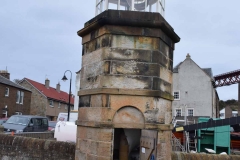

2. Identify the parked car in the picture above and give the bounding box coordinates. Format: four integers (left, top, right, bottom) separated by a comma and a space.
0, 118, 8, 125
48, 121, 57, 131
2, 115, 48, 133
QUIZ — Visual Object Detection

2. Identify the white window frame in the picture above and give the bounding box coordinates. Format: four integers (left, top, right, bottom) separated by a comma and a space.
173, 91, 180, 100
16, 91, 20, 103
232, 113, 238, 117
20, 92, 24, 104
49, 100, 54, 107
16, 91, 24, 104
175, 108, 182, 117
187, 108, 194, 116
58, 102, 61, 108
5, 87, 9, 97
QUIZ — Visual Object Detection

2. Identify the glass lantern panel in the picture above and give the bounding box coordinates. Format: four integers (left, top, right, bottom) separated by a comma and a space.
96, 0, 165, 17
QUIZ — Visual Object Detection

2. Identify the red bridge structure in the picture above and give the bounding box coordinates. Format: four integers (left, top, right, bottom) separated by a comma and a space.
214, 69, 240, 88
213, 69, 240, 114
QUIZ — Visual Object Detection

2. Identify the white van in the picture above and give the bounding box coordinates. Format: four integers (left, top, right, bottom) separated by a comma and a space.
54, 110, 78, 143
57, 111, 78, 122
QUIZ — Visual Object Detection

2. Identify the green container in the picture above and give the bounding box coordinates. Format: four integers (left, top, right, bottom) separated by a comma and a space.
197, 117, 230, 154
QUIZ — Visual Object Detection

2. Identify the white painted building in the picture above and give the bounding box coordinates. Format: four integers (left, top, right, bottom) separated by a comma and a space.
172, 54, 219, 121
73, 70, 81, 110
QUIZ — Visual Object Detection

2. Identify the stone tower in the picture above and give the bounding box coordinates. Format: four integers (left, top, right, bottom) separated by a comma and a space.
75, 10, 180, 160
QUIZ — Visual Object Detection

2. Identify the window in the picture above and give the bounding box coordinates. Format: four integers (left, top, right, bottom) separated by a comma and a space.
5, 88, 9, 97
175, 109, 182, 117
31, 118, 48, 127
20, 92, 24, 104
187, 109, 194, 116
58, 103, 61, 108
49, 100, 54, 106
232, 113, 238, 117
16, 91, 24, 104
65, 105, 68, 110
71, 106, 74, 110
174, 91, 180, 100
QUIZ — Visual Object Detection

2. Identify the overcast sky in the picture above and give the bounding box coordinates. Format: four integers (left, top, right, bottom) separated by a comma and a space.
0, 1, 239, 101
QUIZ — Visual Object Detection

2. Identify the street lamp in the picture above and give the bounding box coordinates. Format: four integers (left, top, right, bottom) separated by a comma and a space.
62, 70, 72, 121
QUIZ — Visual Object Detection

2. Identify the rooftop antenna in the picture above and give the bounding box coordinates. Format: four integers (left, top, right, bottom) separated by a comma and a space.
45, 74, 49, 80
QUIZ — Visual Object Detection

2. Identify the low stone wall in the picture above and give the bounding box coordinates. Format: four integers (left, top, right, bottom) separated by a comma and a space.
0, 134, 75, 159
172, 152, 240, 160
2, 133, 240, 160
5, 132, 55, 140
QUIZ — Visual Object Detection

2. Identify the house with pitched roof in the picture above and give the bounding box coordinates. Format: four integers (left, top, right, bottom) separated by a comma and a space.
172, 54, 219, 124
19, 78, 74, 121
0, 71, 31, 118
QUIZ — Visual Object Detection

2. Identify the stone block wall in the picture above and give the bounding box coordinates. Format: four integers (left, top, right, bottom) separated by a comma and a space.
0, 134, 75, 159
75, 126, 113, 159
76, 10, 180, 159
19, 80, 47, 116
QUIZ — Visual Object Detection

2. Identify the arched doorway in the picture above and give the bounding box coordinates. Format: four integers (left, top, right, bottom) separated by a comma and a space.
112, 106, 144, 160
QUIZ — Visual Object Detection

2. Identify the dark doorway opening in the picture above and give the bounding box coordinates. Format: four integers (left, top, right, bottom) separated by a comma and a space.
113, 128, 141, 160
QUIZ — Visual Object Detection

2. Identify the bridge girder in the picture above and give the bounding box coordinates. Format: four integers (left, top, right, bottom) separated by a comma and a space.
214, 70, 240, 88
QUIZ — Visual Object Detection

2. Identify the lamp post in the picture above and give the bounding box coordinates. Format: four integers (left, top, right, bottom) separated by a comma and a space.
61, 70, 72, 121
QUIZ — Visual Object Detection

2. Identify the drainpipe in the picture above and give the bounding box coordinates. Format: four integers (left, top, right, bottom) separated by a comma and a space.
211, 83, 214, 118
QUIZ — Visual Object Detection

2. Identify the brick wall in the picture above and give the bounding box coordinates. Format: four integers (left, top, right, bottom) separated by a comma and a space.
0, 134, 75, 159
225, 106, 233, 118
0, 84, 31, 117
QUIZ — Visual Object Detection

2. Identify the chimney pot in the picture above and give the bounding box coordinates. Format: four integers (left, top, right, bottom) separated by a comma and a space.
45, 79, 50, 89
0, 70, 10, 79
56, 83, 60, 93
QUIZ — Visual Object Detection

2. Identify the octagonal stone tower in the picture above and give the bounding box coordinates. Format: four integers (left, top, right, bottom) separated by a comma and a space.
76, 10, 180, 160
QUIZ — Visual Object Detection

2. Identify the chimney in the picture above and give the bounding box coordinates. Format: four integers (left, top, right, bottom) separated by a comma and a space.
45, 78, 50, 89
56, 83, 60, 93
0, 70, 10, 80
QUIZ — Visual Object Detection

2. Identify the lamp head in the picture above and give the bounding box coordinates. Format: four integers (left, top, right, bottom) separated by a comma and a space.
62, 75, 68, 82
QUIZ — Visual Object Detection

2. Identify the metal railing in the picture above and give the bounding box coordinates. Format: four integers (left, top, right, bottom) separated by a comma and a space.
172, 133, 185, 152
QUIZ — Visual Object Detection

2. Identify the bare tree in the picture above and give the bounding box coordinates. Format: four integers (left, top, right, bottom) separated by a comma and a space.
13, 79, 21, 84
